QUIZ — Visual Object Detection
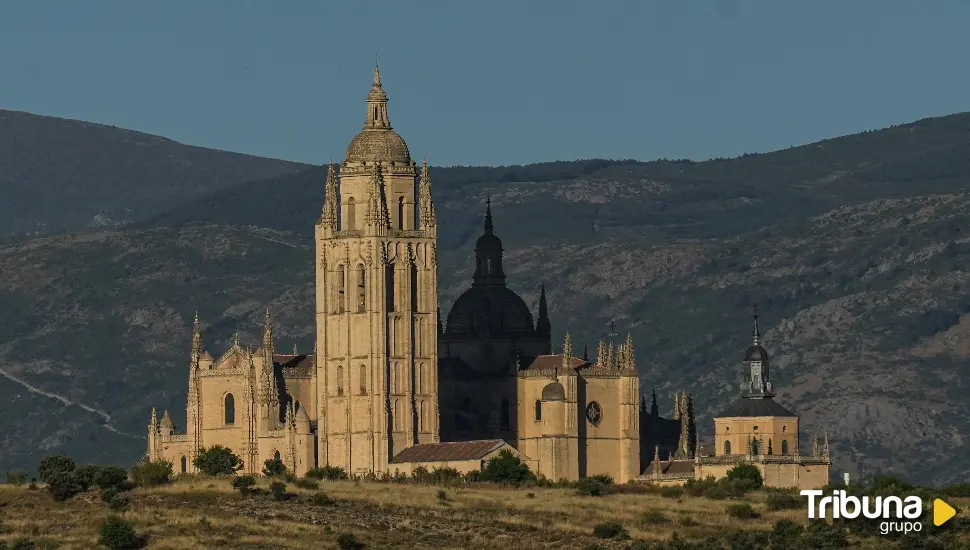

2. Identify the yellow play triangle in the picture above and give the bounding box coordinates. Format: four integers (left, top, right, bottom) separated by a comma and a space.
934, 499, 956, 526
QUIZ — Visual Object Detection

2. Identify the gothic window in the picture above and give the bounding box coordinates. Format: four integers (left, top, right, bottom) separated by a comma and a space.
223, 393, 235, 425
724, 440, 731, 455
180, 456, 187, 473
346, 197, 356, 230
359, 365, 367, 395
420, 400, 428, 432
386, 265, 396, 312
356, 264, 366, 313
410, 264, 419, 311
336, 266, 346, 313
393, 362, 402, 394
415, 363, 423, 395
393, 399, 402, 431
781, 440, 789, 455
500, 398, 510, 430
534, 400, 542, 421
397, 197, 405, 230
336, 366, 344, 396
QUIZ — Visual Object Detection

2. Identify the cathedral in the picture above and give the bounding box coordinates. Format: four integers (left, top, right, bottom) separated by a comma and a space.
146, 65, 827, 488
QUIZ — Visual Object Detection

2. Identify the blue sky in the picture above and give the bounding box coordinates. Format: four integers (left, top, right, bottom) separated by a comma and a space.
1, 1, 968, 166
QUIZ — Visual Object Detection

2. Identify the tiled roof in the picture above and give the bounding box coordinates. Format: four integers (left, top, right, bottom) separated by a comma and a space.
642, 459, 696, 476
716, 397, 796, 418
390, 439, 508, 464
274, 354, 315, 378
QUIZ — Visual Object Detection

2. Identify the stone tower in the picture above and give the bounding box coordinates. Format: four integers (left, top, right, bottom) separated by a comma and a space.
315, 65, 440, 475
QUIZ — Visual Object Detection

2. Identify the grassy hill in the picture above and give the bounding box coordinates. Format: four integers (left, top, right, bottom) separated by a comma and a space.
2, 112, 970, 485
0, 109, 308, 235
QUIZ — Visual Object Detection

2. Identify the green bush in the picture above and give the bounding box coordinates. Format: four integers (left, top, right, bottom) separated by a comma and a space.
262, 458, 287, 477
37, 454, 75, 483
310, 493, 333, 506
270, 481, 287, 501
98, 515, 139, 549
129, 459, 173, 487
800, 520, 849, 549
724, 463, 764, 491
193, 446, 243, 476
769, 519, 804, 550
411, 466, 463, 486
658, 485, 683, 499
336, 533, 363, 549
591, 521, 628, 540
45, 470, 86, 501
479, 449, 534, 487
642, 509, 670, 524
293, 478, 319, 490
588, 474, 614, 485
725, 503, 760, 520
306, 465, 348, 481
765, 490, 804, 511
576, 478, 608, 497
102, 488, 130, 511
5, 469, 27, 485
231, 475, 256, 493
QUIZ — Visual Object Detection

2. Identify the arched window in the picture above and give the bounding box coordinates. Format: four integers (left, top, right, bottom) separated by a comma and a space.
534, 400, 542, 421
273, 450, 281, 461
346, 197, 356, 230
410, 264, 419, 311
356, 264, 366, 313
397, 196, 405, 230
386, 265, 396, 312
180, 456, 187, 473
336, 266, 346, 313
500, 398, 510, 430
781, 440, 789, 455
724, 440, 731, 455
393, 399, 402, 431
751, 438, 760, 455
420, 400, 428, 432
224, 393, 235, 425
336, 366, 344, 396
359, 365, 367, 395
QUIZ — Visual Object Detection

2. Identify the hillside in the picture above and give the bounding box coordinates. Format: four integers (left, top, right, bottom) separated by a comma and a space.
2, 112, 970, 484
0, 109, 308, 235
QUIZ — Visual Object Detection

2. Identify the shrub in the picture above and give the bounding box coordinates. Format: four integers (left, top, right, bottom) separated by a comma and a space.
231, 475, 256, 493
306, 465, 348, 481
464, 470, 482, 483
642, 509, 670, 525
588, 474, 613, 485
95, 466, 129, 490
262, 458, 287, 477
658, 485, 683, 499
270, 481, 287, 501
683, 475, 718, 497
576, 478, 608, 497
293, 478, 319, 490
193, 446, 243, 476
765, 490, 804, 511
769, 519, 804, 550
37, 454, 75, 483
5, 469, 27, 485
436, 489, 448, 501
726, 503, 760, 520
592, 521, 628, 540
130, 459, 173, 487
724, 463, 764, 491
98, 515, 139, 549
310, 493, 333, 506
800, 520, 849, 549
104, 489, 130, 511
526, 492, 536, 499
336, 533, 363, 549
45, 471, 86, 501
479, 449, 534, 487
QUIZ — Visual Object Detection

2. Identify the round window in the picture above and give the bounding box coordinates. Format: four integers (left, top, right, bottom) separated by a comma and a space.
586, 401, 603, 426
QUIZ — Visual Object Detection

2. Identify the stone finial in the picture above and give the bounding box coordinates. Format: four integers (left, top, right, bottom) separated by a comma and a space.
625, 333, 636, 371
191, 312, 202, 360
292, 343, 298, 355
562, 332, 573, 370
811, 433, 820, 457
149, 407, 158, 431
673, 391, 682, 420
419, 159, 437, 229
823, 432, 830, 459
652, 445, 661, 477
320, 162, 339, 229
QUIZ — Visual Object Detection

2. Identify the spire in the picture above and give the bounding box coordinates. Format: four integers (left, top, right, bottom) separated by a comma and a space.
363, 61, 391, 129
561, 332, 573, 371
535, 284, 551, 336
484, 194, 494, 234
650, 387, 659, 416
752, 303, 761, 346
149, 407, 158, 431
262, 308, 274, 355
373, 61, 381, 87
292, 343, 298, 355
321, 161, 338, 229
625, 333, 636, 370
419, 159, 437, 229
364, 165, 390, 232
823, 432, 830, 459
652, 445, 661, 476
190, 311, 202, 361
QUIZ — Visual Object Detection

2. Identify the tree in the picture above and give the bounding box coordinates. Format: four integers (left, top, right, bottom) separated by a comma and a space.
479, 449, 534, 486
263, 458, 287, 477
38, 453, 76, 482
130, 458, 173, 487
193, 446, 243, 476
725, 463, 764, 491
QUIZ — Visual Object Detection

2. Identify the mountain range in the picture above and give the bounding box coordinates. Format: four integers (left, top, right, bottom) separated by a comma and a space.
1, 108, 969, 485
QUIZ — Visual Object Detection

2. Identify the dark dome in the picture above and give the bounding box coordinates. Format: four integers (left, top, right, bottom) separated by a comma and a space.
541, 382, 566, 401
475, 232, 502, 250
744, 344, 769, 362
446, 286, 535, 337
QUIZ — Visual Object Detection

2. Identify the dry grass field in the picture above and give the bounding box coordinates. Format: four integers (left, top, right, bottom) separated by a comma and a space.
0, 479, 966, 549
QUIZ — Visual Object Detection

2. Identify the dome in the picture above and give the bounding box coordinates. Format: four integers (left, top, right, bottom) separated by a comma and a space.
445, 286, 535, 337
475, 232, 502, 251
541, 382, 566, 401
744, 344, 769, 362
345, 129, 411, 164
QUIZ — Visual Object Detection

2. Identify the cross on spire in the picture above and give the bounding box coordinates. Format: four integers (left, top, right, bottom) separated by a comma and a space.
608, 319, 617, 342
752, 303, 761, 345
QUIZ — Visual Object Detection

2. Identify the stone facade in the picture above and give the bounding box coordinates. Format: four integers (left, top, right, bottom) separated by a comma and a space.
146, 65, 676, 482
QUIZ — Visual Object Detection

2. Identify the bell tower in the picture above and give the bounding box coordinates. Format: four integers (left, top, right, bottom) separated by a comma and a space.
315, 65, 440, 475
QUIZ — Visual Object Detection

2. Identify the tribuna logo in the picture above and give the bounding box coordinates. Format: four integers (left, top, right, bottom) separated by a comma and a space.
801, 489, 924, 535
